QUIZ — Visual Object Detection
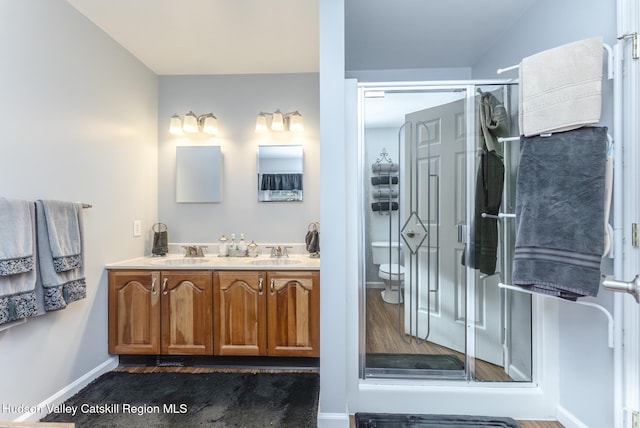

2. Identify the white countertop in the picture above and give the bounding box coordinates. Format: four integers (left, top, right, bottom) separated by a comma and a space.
106, 253, 320, 271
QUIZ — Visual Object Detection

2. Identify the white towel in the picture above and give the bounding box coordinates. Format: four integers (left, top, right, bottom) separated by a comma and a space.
372, 163, 399, 173
0, 198, 35, 276
40, 200, 82, 272
519, 37, 603, 137
371, 188, 399, 199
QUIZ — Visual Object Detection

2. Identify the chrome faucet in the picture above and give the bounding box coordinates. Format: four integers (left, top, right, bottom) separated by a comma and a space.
267, 245, 292, 258
182, 245, 206, 257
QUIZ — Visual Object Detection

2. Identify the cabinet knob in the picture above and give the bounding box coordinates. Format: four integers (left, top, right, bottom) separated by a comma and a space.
258, 277, 264, 295
162, 278, 168, 296
270, 278, 275, 296
151, 278, 157, 295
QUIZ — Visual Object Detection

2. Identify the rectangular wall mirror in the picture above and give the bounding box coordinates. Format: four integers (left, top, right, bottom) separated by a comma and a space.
176, 145, 222, 203
257, 145, 303, 202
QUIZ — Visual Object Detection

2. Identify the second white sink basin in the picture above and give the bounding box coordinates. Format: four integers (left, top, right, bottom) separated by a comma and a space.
150, 258, 211, 266
245, 258, 301, 266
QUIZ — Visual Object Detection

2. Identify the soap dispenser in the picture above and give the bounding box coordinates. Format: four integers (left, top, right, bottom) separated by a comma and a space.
247, 241, 258, 257
218, 235, 229, 257
238, 234, 247, 255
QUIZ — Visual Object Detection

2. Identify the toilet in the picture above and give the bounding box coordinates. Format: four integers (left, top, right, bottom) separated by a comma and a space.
371, 241, 404, 304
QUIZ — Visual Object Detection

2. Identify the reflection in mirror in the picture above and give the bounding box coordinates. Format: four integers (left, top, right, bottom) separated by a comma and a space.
257, 145, 303, 202
176, 146, 222, 203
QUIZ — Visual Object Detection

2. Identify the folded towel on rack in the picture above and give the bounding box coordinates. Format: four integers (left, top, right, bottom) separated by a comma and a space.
0, 198, 35, 276
371, 202, 399, 212
0, 200, 39, 325
371, 176, 398, 186
513, 127, 607, 300
371, 188, 399, 199
372, 163, 399, 173
36, 200, 86, 311
41, 200, 83, 272
519, 37, 603, 137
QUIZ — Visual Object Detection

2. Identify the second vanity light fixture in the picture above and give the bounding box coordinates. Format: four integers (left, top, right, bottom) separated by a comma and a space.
255, 110, 304, 133
170, 111, 219, 135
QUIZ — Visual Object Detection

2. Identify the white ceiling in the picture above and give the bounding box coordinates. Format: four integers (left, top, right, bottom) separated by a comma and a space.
65, 0, 319, 75
66, 0, 536, 76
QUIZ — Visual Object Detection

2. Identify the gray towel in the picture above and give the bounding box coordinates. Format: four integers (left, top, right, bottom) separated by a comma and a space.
0, 198, 35, 276
0, 200, 39, 324
41, 200, 82, 272
513, 127, 607, 300
36, 200, 86, 311
478, 90, 510, 156
372, 163, 399, 173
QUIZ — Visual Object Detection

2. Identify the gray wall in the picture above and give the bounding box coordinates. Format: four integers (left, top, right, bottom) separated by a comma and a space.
473, 1, 617, 426
157, 73, 320, 246
0, 0, 157, 420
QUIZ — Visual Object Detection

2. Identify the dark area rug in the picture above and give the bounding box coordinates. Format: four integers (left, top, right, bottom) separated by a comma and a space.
40, 371, 319, 428
355, 413, 521, 427
366, 353, 465, 370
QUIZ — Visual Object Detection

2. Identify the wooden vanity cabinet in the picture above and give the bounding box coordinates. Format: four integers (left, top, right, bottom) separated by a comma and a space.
214, 270, 320, 357
214, 271, 267, 356
108, 270, 213, 355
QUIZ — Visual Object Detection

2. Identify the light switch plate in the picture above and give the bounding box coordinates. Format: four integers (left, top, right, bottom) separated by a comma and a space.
133, 220, 142, 237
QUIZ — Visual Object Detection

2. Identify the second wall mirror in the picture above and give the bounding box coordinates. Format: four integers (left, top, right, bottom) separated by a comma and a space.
257, 145, 303, 202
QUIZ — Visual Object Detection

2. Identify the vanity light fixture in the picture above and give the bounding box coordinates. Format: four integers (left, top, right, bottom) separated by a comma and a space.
255, 110, 304, 133
169, 111, 219, 135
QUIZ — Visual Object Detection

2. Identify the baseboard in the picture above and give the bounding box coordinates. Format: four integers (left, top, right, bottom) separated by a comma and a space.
507, 363, 529, 382
14, 356, 119, 422
557, 405, 589, 428
317, 411, 350, 428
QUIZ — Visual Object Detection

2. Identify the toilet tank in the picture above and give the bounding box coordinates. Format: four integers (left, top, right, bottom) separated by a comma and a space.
371, 241, 402, 265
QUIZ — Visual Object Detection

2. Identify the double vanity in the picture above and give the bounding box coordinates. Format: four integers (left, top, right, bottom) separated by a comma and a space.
106, 253, 320, 359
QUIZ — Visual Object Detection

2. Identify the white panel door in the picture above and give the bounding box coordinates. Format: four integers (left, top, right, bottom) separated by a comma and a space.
403, 98, 503, 366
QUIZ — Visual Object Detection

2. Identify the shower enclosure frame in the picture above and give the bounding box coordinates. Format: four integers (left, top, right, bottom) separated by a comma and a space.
357, 80, 534, 383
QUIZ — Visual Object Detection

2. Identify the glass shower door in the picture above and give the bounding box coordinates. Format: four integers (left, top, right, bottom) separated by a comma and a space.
360, 83, 531, 382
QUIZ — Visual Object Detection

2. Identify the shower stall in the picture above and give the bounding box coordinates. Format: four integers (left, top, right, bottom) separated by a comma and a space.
358, 81, 533, 382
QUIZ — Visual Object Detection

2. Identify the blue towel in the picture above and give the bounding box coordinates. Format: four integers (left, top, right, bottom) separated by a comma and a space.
0, 199, 38, 324
0, 198, 35, 276
36, 200, 86, 311
41, 200, 82, 272
513, 127, 607, 300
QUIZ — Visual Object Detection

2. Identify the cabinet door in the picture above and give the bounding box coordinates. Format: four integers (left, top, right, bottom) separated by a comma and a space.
160, 271, 213, 355
214, 271, 267, 356
267, 271, 320, 357
108, 270, 160, 354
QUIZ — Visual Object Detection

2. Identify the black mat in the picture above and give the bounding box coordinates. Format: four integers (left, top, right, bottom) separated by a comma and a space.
41, 371, 319, 428
355, 413, 521, 427
366, 353, 465, 370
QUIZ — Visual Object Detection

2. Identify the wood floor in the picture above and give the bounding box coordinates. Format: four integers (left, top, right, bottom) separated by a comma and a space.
364, 288, 564, 427
365, 288, 511, 381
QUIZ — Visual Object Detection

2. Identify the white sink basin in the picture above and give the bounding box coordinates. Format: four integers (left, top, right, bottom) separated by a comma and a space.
245, 258, 301, 266
150, 258, 211, 266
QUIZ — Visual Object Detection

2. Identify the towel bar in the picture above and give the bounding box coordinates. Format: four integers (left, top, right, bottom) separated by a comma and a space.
481, 212, 515, 219
499, 282, 614, 348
